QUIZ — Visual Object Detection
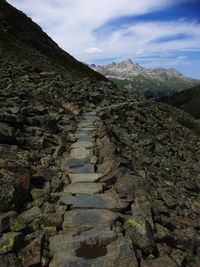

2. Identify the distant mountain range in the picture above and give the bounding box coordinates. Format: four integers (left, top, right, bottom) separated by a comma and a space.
162, 84, 200, 119
91, 59, 200, 99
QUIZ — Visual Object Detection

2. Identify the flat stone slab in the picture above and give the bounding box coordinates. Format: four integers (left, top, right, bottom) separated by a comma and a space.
62, 209, 117, 232
70, 147, 92, 160
75, 132, 95, 141
66, 158, 85, 167
78, 127, 96, 131
60, 193, 128, 212
49, 226, 137, 267
68, 173, 104, 183
78, 123, 96, 128
63, 183, 103, 194
66, 163, 95, 174
71, 141, 95, 149
85, 112, 97, 116
82, 117, 97, 123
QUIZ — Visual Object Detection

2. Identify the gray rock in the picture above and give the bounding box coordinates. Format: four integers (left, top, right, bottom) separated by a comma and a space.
141, 256, 177, 267
125, 214, 155, 255
64, 162, 95, 173
63, 182, 103, 194
50, 224, 138, 267
19, 207, 42, 224
0, 232, 24, 254
0, 168, 30, 212
68, 173, 104, 183
18, 232, 45, 266
62, 209, 118, 232
71, 141, 95, 149
60, 193, 128, 212
41, 202, 55, 213
51, 177, 63, 193
0, 253, 22, 267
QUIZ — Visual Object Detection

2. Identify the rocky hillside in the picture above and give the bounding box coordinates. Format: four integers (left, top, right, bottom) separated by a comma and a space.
161, 84, 200, 119
91, 59, 199, 99
0, 1, 200, 267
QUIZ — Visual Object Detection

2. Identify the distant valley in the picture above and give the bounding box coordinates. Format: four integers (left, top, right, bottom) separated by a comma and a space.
91, 59, 200, 99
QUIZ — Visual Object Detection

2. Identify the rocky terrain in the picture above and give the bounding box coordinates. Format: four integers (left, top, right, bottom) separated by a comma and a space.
162, 84, 200, 119
91, 59, 200, 99
0, 1, 200, 267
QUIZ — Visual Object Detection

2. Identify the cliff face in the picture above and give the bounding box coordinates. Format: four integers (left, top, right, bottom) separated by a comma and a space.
0, 1, 200, 267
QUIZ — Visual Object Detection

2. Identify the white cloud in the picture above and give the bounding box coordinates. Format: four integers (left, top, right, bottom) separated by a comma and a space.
177, 55, 188, 60
7, 0, 200, 65
85, 47, 103, 54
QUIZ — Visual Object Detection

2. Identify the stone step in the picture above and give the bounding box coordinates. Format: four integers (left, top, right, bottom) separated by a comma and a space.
62, 209, 117, 232
78, 123, 96, 128
63, 158, 85, 169
82, 117, 97, 123
69, 147, 92, 161
71, 141, 95, 149
60, 193, 128, 212
85, 112, 97, 116
68, 173, 104, 183
77, 128, 96, 133
66, 163, 95, 174
49, 225, 138, 267
75, 132, 95, 141
63, 183, 103, 194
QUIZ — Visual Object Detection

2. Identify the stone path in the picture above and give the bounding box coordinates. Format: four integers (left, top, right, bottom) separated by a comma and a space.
49, 111, 138, 267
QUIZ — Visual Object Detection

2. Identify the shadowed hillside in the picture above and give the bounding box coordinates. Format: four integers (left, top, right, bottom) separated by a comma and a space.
0, 0, 107, 80
162, 84, 200, 119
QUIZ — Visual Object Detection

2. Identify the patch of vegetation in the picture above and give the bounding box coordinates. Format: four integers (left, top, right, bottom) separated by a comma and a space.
110, 76, 199, 99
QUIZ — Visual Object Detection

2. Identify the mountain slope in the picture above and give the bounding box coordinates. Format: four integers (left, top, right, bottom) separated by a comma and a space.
92, 59, 199, 98
0, 0, 106, 80
162, 84, 200, 119
0, 1, 200, 267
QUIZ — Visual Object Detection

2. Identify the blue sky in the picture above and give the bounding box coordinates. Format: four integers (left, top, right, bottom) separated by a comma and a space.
8, 0, 200, 78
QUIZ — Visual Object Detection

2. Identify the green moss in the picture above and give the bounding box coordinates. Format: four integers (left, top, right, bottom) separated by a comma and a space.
29, 218, 41, 231
0, 232, 22, 254
10, 218, 26, 232
126, 218, 143, 229
125, 216, 146, 236
138, 170, 146, 179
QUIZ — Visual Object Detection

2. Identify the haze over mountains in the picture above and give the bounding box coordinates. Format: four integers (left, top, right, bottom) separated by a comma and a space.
0, 1, 200, 267
91, 59, 200, 98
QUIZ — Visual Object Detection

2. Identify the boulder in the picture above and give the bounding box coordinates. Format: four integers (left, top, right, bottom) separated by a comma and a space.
0, 232, 24, 254
98, 158, 119, 175
18, 232, 45, 266
0, 253, 22, 267
0, 168, 30, 212
131, 190, 154, 230
114, 172, 139, 199
19, 207, 42, 224
125, 214, 155, 255
141, 256, 177, 267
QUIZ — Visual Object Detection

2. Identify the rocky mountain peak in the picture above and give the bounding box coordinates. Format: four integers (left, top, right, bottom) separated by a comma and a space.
91, 59, 199, 99
121, 58, 134, 65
